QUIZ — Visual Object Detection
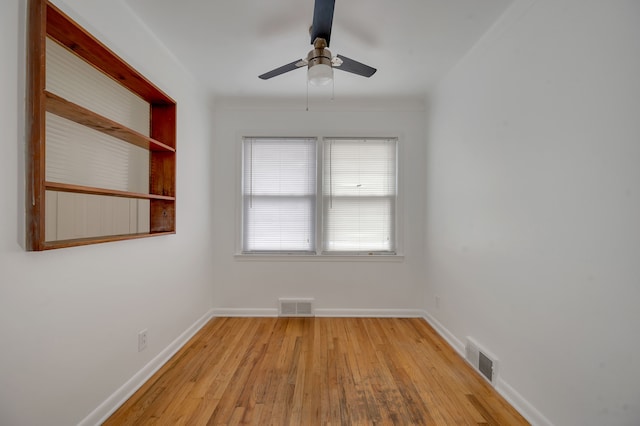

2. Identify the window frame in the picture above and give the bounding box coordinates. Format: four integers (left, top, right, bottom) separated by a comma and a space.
236, 134, 403, 259
321, 137, 398, 255
241, 137, 317, 254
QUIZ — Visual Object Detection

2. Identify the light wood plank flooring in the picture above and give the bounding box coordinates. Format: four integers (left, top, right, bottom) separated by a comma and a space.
105, 317, 529, 425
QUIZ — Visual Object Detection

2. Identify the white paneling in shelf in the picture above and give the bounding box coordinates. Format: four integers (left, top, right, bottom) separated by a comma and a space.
45, 37, 150, 135
46, 112, 149, 193
45, 191, 58, 241
46, 191, 150, 242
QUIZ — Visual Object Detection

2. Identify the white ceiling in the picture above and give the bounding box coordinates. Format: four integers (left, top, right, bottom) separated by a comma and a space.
124, 0, 513, 100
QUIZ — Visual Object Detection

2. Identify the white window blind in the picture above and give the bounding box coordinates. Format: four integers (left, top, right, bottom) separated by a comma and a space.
242, 138, 316, 252
323, 138, 397, 253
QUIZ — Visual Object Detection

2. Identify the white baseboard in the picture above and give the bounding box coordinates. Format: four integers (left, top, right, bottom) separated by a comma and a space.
78, 309, 214, 426
315, 308, 424, 317
421, 309, 553, 426
211, 307, 424, 318
211, 308, 279, 317
421, 310, 465, 354
496, 378, 554, 426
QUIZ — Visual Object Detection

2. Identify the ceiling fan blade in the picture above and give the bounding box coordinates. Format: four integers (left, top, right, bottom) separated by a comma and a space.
310, 0, 335, 46
258, 59, 306, 80
334, 54, 377, 77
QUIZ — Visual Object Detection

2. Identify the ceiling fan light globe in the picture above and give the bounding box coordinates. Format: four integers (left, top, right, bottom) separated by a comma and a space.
308, 63, 333, 86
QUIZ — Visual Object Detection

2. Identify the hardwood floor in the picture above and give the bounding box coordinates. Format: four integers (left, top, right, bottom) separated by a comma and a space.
105, 317, 529, 425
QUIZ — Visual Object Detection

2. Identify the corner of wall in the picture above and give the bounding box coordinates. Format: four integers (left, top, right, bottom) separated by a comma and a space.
421, 310, 553, 426
78, 309, 215, 426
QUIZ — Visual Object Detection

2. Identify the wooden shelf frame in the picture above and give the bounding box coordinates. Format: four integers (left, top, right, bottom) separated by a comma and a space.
26, 0, 177, 250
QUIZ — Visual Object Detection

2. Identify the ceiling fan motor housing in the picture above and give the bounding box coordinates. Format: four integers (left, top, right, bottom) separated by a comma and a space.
307, 37, 332, 69
306, 36, 333, 85
307, 47, 332, 69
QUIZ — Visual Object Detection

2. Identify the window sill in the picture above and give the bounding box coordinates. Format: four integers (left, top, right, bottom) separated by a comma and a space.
234, 253, 405, 262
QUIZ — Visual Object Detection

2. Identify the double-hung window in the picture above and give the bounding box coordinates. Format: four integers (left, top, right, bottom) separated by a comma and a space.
242, 138, 316, 253
322, 138, 397, 253
241, 136, 397, 255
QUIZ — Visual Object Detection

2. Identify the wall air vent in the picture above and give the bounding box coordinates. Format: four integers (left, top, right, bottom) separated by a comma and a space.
278, 298, 314, 317
465, 337, 499, 385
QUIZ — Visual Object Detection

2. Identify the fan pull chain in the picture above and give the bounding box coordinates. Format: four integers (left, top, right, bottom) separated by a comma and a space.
306, 78, 309, 111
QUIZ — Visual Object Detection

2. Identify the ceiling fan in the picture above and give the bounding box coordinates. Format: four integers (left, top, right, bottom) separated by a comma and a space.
258, 0, 377, 85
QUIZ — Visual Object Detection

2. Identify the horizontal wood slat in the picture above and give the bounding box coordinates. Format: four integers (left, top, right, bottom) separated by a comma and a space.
42, 231, 175, 250
45, 181, 175, 200
45, 91, 174, 152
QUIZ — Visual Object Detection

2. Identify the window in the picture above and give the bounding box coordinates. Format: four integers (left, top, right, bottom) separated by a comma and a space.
241, 137, 398, 255
242, 138, 316, 252
323, 138, 397, 253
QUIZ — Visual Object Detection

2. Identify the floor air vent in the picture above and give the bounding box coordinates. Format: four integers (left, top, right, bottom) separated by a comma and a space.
279, 298, 314, 317
465, 337, 499, 385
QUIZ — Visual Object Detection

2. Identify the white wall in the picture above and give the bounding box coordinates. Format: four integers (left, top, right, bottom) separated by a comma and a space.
0, 1, 214, 425
425, 0, 640, 424
211, 98, 427, 315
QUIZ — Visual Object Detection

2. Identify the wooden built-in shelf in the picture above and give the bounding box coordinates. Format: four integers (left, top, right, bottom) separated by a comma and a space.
45, 91, 175, 152
27, 0, 177, 250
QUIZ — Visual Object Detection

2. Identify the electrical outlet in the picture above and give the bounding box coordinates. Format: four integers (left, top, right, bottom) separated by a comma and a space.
138, 329, 148, 352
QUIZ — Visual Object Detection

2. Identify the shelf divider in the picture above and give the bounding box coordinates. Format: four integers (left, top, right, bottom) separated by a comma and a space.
45, 91, 175, 152
43, 231, 176, 250
45, 181, 176, 201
